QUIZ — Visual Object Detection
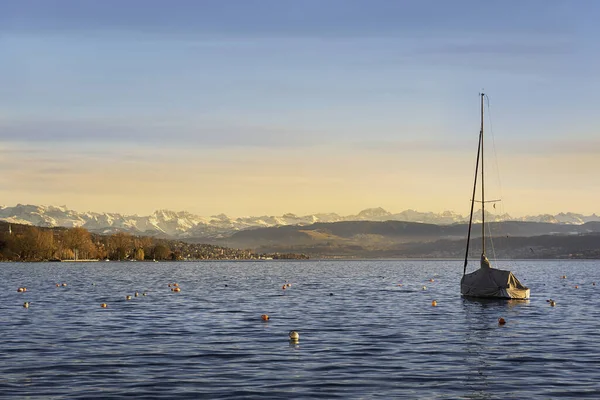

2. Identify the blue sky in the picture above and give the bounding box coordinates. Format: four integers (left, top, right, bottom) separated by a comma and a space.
0, 1, 598, 216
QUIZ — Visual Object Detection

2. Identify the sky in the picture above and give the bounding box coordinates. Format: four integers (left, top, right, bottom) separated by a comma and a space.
1, 0, 599, 217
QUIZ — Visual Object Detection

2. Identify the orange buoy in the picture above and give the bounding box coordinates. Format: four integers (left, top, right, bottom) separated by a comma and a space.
561, 275, 567, 279
282, 285, 286, 290
101, 303, 108, 308
261, 314, 269, 321
17, 287, 24, 293
575, 285, 579, 289
431, 300, 437, 307
173, 287, 181, 292
498, 317, 506, 325
429, 279, 434, 283
23, 287, 27, 292
173, 283, 179, 287
56, 284, 60, 287
287, 283, 292, 287
62, 283, 67, 287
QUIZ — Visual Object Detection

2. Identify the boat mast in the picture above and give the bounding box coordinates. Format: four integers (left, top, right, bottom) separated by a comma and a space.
463, 95, 483, 276
480, 93, 485, 256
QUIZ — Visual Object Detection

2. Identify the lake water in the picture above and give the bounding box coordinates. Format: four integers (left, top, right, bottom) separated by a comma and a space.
1, 260, 599, 399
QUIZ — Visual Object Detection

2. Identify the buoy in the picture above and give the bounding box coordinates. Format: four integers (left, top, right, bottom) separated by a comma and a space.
593, 282, 596, 286
173, 283, 179, 287
329, 293, 334, 296
143, 292, 147, 296
23, 302, 30, 308
498, 317, 506, 325
261, 314, 269, 321
17, 288, 24, 293
173, 287, 181, 292
168, 284, 172, 287
134, 291, 139, 297
101, 303, 108, 308
561, 275, 567, 279
62, 283, 67, 287
550, 300, 556, 307
126, 295, 132, 300
429, 279, 434, 283
23, 287, 27, 292
56, 284, 60, 287
282, 285, 286, 290
431, 300, 437, 307
575, 285, 579, 289
287, 283, 292, 287
422, 286, 427, 290
397, 284, 403, 287
289, 331, 299, 341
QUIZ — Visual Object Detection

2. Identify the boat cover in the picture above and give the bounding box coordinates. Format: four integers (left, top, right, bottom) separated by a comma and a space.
461, 254, 530, 299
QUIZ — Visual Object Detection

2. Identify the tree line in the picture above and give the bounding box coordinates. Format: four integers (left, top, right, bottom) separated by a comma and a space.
0, 222, 308, 262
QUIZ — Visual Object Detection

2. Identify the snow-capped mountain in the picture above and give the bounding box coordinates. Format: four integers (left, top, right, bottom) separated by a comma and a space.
1, 204, 599, 239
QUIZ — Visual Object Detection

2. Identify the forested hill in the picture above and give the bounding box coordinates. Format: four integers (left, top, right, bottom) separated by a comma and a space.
211, 220, 600, 247
205, 220, 600, 259
0, 221, 307, 262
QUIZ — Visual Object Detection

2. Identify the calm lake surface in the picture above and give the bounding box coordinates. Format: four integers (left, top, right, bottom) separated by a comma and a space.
1, 260, 599, 399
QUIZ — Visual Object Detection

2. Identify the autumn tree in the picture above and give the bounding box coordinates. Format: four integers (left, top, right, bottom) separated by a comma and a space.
35, 229, 55, 260
134, 247, 145, 261
153, 244, 171, 260
109, 232, 133, 260
62, 227, 96, 260
138, 236, 154, 259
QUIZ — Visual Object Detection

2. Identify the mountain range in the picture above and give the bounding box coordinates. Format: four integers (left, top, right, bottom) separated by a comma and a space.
1, 204, 599, 240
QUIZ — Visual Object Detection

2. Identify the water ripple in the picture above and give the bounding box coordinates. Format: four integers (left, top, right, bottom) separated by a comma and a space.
1, 260, 600, 398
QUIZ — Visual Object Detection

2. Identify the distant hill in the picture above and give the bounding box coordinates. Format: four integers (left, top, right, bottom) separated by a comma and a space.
207, 220, 600, 259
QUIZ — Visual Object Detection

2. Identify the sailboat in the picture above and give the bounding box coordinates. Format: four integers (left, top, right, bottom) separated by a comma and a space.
460, 93, 530, 299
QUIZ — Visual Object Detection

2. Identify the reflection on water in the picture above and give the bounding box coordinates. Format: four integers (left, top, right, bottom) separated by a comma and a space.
1, 260, 599, 399
462, 297, 530, 309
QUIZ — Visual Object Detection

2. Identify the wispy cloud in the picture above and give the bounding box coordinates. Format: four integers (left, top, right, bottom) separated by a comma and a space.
0, 117, 322, 148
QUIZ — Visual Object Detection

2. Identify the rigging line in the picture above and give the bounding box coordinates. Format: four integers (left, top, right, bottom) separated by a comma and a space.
463, 121, 483, 277
484, 94, 506, 261
485, 94, 504, 211
487, 217, 498, 265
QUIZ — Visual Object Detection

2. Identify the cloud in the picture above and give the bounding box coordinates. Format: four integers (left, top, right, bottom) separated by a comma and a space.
0, 117, 319, 148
